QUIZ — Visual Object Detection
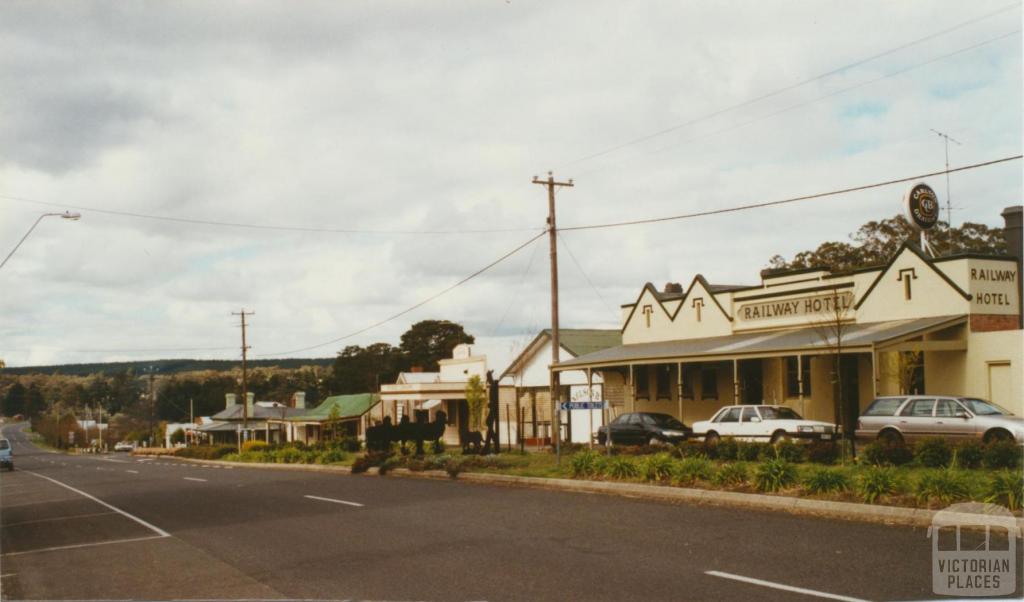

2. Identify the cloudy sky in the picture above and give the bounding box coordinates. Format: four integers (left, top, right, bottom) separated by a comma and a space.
1, 1, 1021, 371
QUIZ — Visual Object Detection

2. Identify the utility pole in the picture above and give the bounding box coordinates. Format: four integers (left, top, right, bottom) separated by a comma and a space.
189, 398, 194, 447
232, 309, 254, 432
930, 129, 962, 226
532, 171, 573, 464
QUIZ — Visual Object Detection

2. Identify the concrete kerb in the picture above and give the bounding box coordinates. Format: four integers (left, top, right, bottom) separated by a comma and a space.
161, 455, 1023, 530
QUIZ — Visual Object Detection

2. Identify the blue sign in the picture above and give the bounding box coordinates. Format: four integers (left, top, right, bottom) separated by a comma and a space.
560, 401, 606, 411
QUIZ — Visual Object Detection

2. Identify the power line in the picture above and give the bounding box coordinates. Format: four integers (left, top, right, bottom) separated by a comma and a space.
489, 233, 544, 337
0, 193, 541, 236
558, 231, 614, 316
557, 3, 1020, 169
561, 155, 1022, 232
574, 28, 1021, 178
257, 229, 547, 357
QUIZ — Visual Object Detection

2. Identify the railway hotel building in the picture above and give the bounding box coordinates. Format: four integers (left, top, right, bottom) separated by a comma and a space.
554, 206, 1023, 432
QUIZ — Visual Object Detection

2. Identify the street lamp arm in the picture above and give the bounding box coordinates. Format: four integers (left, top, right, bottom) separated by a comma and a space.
0, 211, 81, 271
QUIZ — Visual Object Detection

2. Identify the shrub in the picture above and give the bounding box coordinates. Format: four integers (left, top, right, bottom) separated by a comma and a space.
675, 440, 708, 459
671, 456, 713, 486
914, 437, 953, 468
753, 457, 798, 493
175, 445, 236, 460
984, 470, 1024, 511
315, 448, 348, 464
914, 469, 971, 506
772, 440, 807, 463
983, 440, 1022, 470
714, 438, 739, 461
954, 440, 984, 469
352, 451, 391, 473
444, 456, 464, 478
241, 440, 269, 453
807, 441, 839, 465
335, 436, 362, 453
862, 442, 913, 466
736, 441, 769, 462
713, 462, 748, 487
639, 453, 675, 482
570, 450, 604, 478
378, 456, 401, 475
856, 466, 899, 504
603, 456, 640, 480
802, 467, 850, 494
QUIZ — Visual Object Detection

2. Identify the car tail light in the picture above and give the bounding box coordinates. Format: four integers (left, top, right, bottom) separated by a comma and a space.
857, 420, 862, 430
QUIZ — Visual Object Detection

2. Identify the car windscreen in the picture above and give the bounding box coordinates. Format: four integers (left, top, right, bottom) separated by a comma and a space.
863, 398, 906, 416
759, 407, 801, 420
959, 398, 1008, 416
0, 440, 9, 450
648, 414, 685, 429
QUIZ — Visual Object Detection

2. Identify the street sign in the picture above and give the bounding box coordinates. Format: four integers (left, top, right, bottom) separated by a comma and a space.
560, 401, 606, 411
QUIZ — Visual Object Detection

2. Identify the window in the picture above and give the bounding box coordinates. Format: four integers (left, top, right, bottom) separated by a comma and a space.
717, 407, 741, 423
701, 368, 718, 400
741, 407, 759, 422
635, 366, 649, 398
901, 399, 936, 417
627, 414, 643, 425
611, 414, 630, 425
785, 356, 812, 398
863, 398, 906, 416
760, 406, 802, 420
682, 366, 697, 399
959, 398, 1007, 416
656, 365, 672, 399
935, 399, 959, 417
640, 414, 657, 426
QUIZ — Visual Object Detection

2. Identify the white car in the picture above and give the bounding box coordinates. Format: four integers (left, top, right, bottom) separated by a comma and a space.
692, 405, 836, 444
114, 441, 136, 452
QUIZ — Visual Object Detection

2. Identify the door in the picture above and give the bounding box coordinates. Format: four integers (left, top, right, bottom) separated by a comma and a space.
988, 363, 1013, 414
933, 398, 976, 440
838, 355, 860, 439
735, 406, 765, 441
739, 360, 763, 404
896, 398, 937, 440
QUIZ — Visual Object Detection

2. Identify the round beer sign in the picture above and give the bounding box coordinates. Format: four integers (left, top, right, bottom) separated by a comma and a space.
904, 182, 940, 230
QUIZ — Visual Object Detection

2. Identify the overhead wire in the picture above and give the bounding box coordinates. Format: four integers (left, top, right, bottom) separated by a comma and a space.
489, 232, 544, 337
558, 231, 615, 316
557, 3, 1020, 170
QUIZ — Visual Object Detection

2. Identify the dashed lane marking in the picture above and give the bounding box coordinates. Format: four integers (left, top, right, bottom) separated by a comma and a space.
126, 470, 139, 474
183, 477, 207, 482
304, 495, 364, 507
704, 571, 871, 602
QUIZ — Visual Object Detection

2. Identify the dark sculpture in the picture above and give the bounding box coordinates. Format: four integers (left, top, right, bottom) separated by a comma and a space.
365, 410, 447, 456
483, 370, 500, 454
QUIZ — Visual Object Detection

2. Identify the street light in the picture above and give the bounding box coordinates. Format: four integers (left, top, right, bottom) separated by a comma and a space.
0, 211, 82, 270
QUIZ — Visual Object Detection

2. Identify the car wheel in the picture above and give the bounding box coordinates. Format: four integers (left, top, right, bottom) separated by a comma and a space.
647, 436, 664, 447
597, 432, 607, 445
705, 431, 720, 445
770, 431, 790, 444
878, 429, 903, 446
984, 429, 1013, 444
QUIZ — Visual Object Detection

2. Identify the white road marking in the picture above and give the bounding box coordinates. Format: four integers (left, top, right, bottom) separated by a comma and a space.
3, 511, 118, 527
1, 535, 167, 557
183, 477, 207, 482
304, 495, 363, 507
102, 458, 130, 464
705, 571, 870, 602
126, 470, 139, 474
21, 470, 171, 537
0, 573, 15, 578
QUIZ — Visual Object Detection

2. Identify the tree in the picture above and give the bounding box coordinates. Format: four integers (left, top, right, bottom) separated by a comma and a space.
328, 343, 402, 395
767, 215, 1006, 272
465, 375, 486, 432
809, 287, 855, 462
399, 320, 475, 372
2, 383, 26, 417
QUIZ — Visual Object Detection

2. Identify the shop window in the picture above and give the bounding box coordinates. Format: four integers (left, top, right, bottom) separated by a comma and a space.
701, 367, 718, 400
682, 366, 697, 399
656, 365, 672, 399
635, 365, 650, 398
785, 356, 812, 398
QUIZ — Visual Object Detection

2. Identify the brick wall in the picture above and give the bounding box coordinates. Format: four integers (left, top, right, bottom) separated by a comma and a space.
970, 314, 1021, 332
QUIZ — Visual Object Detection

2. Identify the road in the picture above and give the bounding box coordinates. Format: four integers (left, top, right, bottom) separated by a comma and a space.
0, 424, 1018, 601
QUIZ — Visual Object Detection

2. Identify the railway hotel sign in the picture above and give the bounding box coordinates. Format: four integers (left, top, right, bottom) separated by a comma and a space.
739, 291, 854, 322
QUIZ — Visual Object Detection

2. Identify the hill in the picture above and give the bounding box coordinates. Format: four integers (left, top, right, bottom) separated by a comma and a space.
2, 357, 335, 377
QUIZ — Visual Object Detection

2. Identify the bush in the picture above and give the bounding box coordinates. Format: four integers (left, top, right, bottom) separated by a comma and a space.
671, 456, 713, 486
802, 467, 850, 494
713, 438, 739, 461
315, 448, 349, 464
713, 462, 748, 487
378, 456, 402, 475
807, 441, 839, 465
914, 469, 971, 506
675, 440, 708, 459
862, 442, 913, 466
736, 441, 770, 462
175, 445, 236, 460
953, 440, 984, 469
241, 440, 269, 453
985, 470, 1024, 511
444, 456, 464, 478
772, 440, 807, 463
569, 450, 604, 478
753, 457, 798, 493
639, 453, 675, 482
352, 451, 391, 473
856, 466, 900, 504
335, 436, 362, 453
271, 447, 303, 464
603, 456, 640, 480
983, 440, 1022, 470
914, 437, 953, 468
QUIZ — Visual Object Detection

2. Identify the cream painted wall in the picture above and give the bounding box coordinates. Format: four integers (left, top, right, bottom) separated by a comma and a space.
621, 282, 732, 344
857, 249, 972, 322
964, 330, 1023, 415
514, 342, 604, 388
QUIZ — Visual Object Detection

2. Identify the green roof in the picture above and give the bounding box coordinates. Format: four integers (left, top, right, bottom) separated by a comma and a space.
290, 393, 379, 422
553, 329, 622, 357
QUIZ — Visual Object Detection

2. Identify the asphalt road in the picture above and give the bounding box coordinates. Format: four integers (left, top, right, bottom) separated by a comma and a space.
1, 424, 1020, 602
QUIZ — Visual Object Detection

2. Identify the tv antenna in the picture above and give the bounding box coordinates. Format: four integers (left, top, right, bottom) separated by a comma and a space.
930, 128, 963, 225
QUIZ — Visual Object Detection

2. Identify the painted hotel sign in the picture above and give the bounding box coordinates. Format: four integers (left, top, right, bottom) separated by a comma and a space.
739, 291, 854, 322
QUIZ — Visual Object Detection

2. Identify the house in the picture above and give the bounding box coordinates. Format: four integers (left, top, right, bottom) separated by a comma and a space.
277, 393, 380, 444
196, 392, 308, 445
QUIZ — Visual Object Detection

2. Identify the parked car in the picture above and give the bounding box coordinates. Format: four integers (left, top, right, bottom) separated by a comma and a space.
114, 441, 136, 452
596, 412, 690, 446
0, 438, 13, 471
856, 395, 1024, 445
692, 405, 836, 444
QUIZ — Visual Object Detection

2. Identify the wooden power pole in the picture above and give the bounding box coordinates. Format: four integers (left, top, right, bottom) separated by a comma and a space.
232, 309, 254, 431
532, 171, 573, 463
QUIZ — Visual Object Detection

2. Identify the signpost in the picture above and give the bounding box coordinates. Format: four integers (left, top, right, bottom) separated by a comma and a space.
904, 182, 940, 255
560, 401, 605, 411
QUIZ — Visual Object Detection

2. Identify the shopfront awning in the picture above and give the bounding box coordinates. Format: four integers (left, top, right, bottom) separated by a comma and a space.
421, 399, 442, 410
554, 315, 967, 370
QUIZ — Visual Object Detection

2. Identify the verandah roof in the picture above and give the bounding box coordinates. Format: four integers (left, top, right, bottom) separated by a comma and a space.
553, 315, 966, 370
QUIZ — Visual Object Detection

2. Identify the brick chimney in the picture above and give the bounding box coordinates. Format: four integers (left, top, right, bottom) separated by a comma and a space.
410, 366, 424, 373
225, 393, 237, 409
246, 392, 255, 414
1002, 205, 1022, 327
663, 282, 683, 294
293, 391, 306, 409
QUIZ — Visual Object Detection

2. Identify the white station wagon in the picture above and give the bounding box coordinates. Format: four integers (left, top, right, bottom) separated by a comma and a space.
692, 405, 836, 444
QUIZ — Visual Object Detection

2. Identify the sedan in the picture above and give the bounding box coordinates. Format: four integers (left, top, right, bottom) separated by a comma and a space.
114, 441, 136, 452
596, 412, 690, 446
692, 405, 836, 444
856, 395, 1023, 445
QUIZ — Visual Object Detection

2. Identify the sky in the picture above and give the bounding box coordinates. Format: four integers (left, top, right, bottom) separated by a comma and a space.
1, 1, 1021, 372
